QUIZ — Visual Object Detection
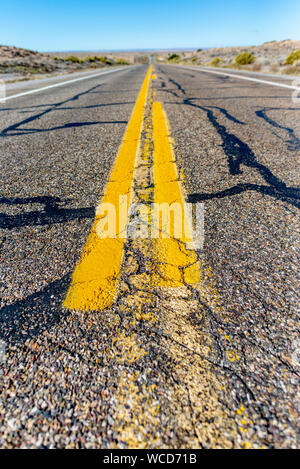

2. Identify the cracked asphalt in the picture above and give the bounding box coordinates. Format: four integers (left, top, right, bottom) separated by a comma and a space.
0, 63, 299, 448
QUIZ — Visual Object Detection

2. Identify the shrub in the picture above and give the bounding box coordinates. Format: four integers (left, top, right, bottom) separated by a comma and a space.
85, 56, 97, 62
210, 57, 221, 66
235, 52, 255, 65
197, 48, 202, 52
117, 58, 129, 65
168, 53, 180, 61
285, 50, 300, 65
97, 56, 112, 64
65, 55, 81, 63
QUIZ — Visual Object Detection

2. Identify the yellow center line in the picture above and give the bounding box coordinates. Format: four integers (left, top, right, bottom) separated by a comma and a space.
152, 101, 200, 286
64, 66, 153, 311
62, 66, 255, 448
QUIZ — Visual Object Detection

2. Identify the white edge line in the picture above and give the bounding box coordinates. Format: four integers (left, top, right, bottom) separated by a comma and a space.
0, 66, 133, 102
176, 65, 299, 90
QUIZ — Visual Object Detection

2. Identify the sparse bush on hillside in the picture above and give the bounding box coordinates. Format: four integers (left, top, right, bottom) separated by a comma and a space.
97, 56, 112, 64
83, 56, 113, 64
65, 55, 81, 63
168, 53, 180, 61
116, 58, 129, 65
284, 50, 300, 65
210, 57, 222, 65
85, 56, 97, 62
197, 48, 202, 52
235, 52, 255, 65
62, 55, 114, 65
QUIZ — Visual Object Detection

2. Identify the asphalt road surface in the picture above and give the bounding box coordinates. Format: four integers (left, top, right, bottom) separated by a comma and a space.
0, 63, 299, 448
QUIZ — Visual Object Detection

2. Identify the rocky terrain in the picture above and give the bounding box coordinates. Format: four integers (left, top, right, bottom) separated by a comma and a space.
0, 45, 130, 82
157, 40, 300, 75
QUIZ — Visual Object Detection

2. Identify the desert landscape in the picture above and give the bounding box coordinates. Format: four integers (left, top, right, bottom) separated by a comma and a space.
1, 40, 300, 85
0, 45, 148, 83
157, 39, 300, 75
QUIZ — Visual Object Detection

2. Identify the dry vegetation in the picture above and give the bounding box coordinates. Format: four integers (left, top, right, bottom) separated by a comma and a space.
157, 40, 300, 76
0, 45, 142, 82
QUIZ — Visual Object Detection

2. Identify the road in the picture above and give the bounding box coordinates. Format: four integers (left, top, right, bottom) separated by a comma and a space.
0, 63, 299, 448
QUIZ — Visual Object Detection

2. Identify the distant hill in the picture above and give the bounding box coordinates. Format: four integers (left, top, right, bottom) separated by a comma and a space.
0, 45, 49, 61
0, 45, 130, 80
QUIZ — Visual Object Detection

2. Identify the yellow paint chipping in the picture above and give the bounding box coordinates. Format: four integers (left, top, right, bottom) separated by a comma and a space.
152, 102, 200, 286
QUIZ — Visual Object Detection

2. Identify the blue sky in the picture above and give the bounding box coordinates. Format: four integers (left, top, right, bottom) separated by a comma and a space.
1, 0, 299, 51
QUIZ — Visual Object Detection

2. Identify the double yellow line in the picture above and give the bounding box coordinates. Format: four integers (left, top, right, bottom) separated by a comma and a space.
152, 102, 199, 286
64, 66, 199, 311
